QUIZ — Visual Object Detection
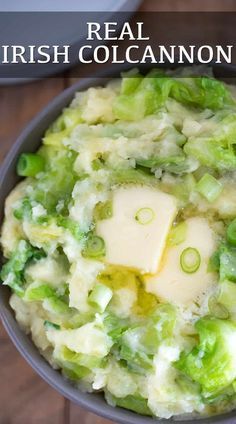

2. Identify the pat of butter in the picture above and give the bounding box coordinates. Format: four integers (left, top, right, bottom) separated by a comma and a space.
96, 185, 177, 274
145, 217, 217, 305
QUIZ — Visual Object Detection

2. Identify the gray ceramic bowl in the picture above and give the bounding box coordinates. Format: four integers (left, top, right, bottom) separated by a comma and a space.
0, 66, 236, 424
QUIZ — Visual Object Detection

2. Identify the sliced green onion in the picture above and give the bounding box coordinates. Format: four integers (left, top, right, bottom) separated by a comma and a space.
135, 207, 155, 225
94, 201, 113, 221
180, 247, 201, 274
168, 222, 187, 247
17, 153, 45, 177
88, 283, 113, 312
44, 320, 60, 330
196, 173, 223, 203
227, 219, 236, 246
82, 234, 106, 258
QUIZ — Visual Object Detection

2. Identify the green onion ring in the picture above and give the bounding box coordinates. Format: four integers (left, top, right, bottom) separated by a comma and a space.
135, 207, 155, 225
180, 247, 201, 274
82, 235, 105, 258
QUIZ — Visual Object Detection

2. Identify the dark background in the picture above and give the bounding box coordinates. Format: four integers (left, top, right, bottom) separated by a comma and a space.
1, 1, 236, 423
1, 11, 236, 79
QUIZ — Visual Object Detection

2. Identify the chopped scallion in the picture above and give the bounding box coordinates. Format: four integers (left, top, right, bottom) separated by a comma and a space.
135, 207, 155, 225
180, 247, 201, 274
17, 153, 45, 177
94, 201, 113, 221
196, 173, 223, 203
82, 234, 106, 258
88, 283, 113, 312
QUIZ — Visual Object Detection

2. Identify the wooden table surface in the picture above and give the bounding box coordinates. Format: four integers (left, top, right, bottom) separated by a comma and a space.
1, 1, 236, 423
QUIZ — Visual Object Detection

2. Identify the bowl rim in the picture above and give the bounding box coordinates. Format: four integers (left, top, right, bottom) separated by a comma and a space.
0, 65, 236, 424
